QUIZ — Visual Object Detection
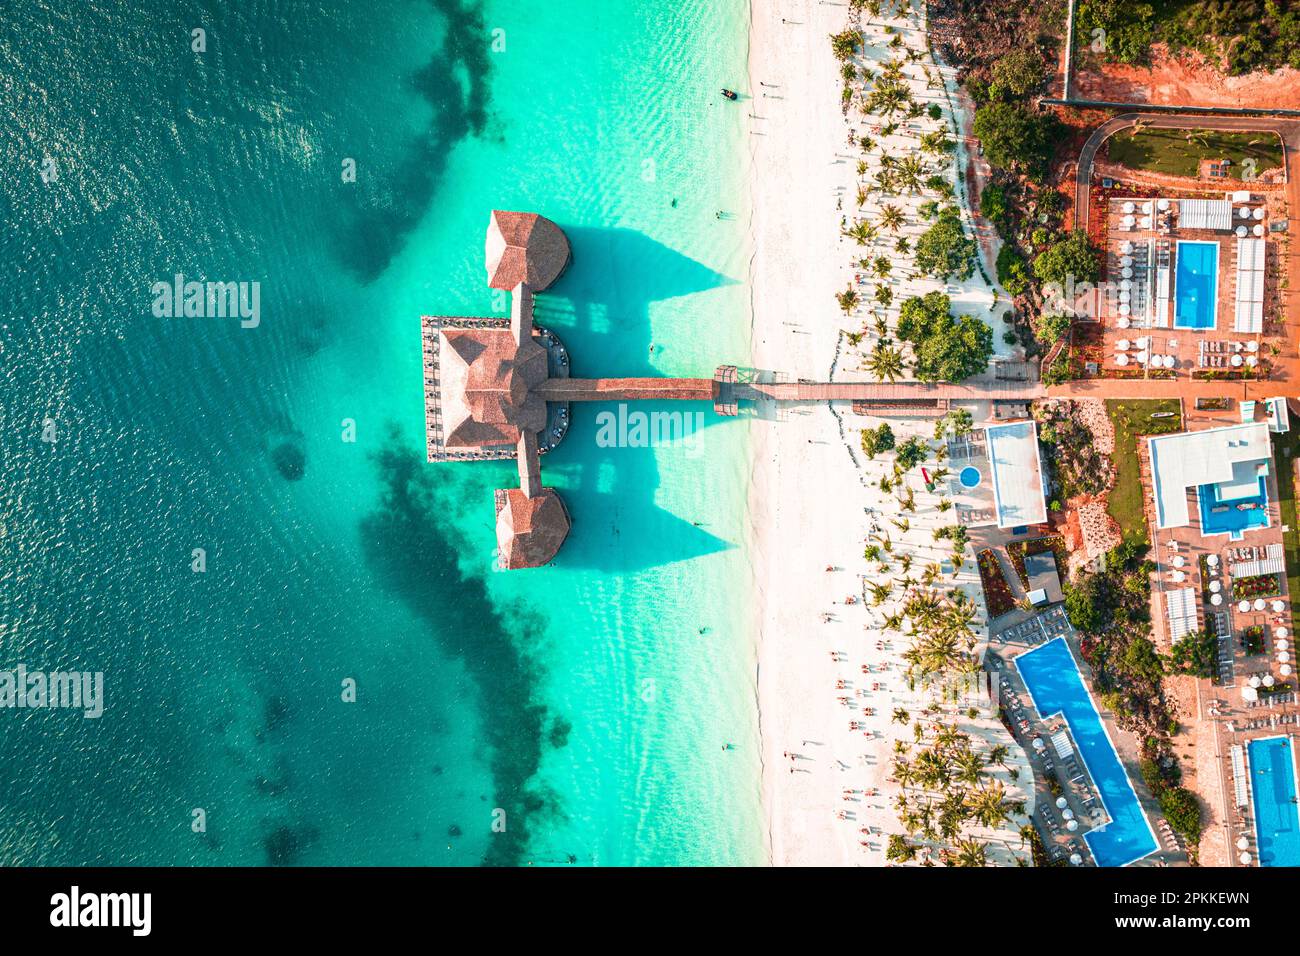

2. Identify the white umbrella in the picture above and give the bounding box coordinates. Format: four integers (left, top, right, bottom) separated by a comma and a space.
1172, 570, 1187, 583
1254, 598, 1267, 611
1157, 198, 1170, 211
1236, 225, 1249, 237
1117, 316, 1131, 328
1279, 652, 1291, 664
1118, 290, 1131, 303
1164, 354, 1177, 369
1210, 581, 1221, 593
1246, 355, 1259, 367
1144, 201, 1154, 214
1247, 341, 1260, 352
1240, 852, 1253, 865
1264, 674, 1276, 687
1119, 303, 1132, 317
1272, 600, 1285, 612
1136, 336, 1150, 347
1140, 216, 1152, 229
1116, 338, 1131, 351
1135, 350, 1148, 365
1123, 201, 1136, 214
1120, 255, 1134, 267
1253, 224, 1265, 237
1062, 808, 1074, 820
1254, 207, 1266, 220
1069, 853, 1083, 865
1278, 635, 1289, 647
1172, 556, 1186, 568
1067, 819, 1079, 831
1115, 354, 1130, 367
1121, 241, 1134, 254
1232, 354, 1244, 367
1056, 796, 1068, 809
1283, 664, 1293, 676
1239, 206, 1252, 219
1121, 267, 1134, 279
1238, 836, 1250, 851
1207, 554, 1219, 567
1211, 593, 1223, 606
1120, 278, 1133, 291
1240, 600, 1253, 613
1250, 675, 1263, 688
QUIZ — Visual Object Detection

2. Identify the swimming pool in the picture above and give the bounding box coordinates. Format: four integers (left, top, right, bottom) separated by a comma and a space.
1015, 638, 1159, 867
1199, 476, 1270, 540
1247, 736, 1300, 867
1174, 240, 1219, 329
959, 466, 982, 489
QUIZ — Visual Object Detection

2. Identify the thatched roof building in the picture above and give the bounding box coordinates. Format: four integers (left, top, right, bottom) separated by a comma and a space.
438, 324, 549, 451
495, 487, 571, 569
485, 211, 571, 291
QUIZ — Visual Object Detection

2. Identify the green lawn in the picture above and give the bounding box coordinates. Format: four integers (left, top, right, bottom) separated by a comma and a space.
1106, 128, 1284, 181
1271, 428, 1300, 636
1105, 399, 1183, 548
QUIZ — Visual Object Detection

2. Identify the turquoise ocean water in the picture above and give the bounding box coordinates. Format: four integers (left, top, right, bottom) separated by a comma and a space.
0, 0, 761, 865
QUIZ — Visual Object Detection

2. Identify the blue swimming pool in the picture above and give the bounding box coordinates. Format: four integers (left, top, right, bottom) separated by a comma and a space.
1016, 638, 1159, 867
1247, 736, 1300, 867
959, 466, 981, 489
1199, 476, 1270, 540
1174, 240, 1219, 329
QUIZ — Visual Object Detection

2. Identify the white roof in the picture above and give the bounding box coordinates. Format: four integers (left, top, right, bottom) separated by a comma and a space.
1051, 730, 1073, 760
1231, 544, 1285, 579
1234, 238, 1266, 334
1267, 397, 1291, 434
1148, 423, 1273, 529
984, 421, 1048, 528
1165, 587, 1200, 642
1231, 745, 1249, 807
1179, 198, 1232, 231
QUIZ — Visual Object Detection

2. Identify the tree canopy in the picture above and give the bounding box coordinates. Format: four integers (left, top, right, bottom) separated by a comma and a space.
897, 292, 993, 383
1033, 230, 1101, 287
972, 102, 1056, 179
914, 206, 975, 281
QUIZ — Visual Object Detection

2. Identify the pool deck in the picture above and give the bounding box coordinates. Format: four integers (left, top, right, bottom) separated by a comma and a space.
1246, 734, 1300, 866
986, 622, 1184, 867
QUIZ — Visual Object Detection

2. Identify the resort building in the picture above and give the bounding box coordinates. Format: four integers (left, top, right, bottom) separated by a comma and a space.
422, 211, 575, 569
1148, 422, 1273, 537
984, 420, 1048, 529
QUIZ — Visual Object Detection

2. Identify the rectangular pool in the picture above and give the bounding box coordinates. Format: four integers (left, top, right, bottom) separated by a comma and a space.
1247, 736, 1300, 867
1015, 637, 1159, 867
1198, 476, 1270, 540
1174, 240, 1219, 329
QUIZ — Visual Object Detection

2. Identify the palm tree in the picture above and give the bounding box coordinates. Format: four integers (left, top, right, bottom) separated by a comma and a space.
969, 782, 1010, 829
892, 707, 911, 725
869, 580, 894, 606
987, 744, 1009, 768
919, 129, 952, 155
836, 285, 860, 315
872, 256, 892, 279
951, 838, 987, 868
843, 220, 876, 245
898, 486, 916, 512
880, 203, 905, 232
883, 611, 904, 632
866, 342, 905, 383
897, 155, 927, 194
955, 748, 986, 786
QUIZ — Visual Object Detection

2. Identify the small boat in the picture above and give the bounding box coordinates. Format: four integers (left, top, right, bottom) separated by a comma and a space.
720, 88, 738, 101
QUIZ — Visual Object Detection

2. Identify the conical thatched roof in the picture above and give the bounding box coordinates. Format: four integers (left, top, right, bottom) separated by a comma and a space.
485, 211, 571, 291
495, 487, 570, 569
439, 327, 548, 449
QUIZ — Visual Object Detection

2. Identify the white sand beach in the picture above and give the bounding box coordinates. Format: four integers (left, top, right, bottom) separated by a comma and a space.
746, 0, 1031, 866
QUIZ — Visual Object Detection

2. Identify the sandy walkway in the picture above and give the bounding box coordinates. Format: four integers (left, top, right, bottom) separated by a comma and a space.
747, 0, 1030, 866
